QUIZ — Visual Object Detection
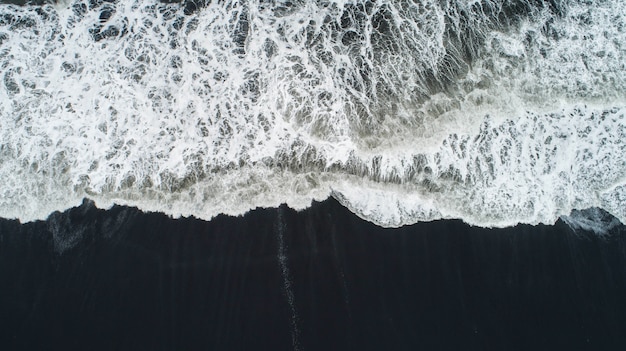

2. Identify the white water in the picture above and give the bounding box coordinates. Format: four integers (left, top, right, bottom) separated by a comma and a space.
0, 0, 624, 228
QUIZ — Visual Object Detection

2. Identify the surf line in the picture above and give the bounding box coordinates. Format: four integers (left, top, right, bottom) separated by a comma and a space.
276, 207, 301, 351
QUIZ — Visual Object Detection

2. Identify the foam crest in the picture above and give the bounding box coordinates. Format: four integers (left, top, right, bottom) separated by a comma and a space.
334, 107, 626, 227
0, 0, 624, 227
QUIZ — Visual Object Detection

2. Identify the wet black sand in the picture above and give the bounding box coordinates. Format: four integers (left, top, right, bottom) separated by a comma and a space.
1, 198, 625, 350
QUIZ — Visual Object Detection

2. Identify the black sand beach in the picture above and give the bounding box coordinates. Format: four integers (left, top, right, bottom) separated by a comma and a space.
1, 199, 625, 351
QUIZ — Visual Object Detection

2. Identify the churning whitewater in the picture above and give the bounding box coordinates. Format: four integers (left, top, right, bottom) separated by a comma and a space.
0, 0, 624, 227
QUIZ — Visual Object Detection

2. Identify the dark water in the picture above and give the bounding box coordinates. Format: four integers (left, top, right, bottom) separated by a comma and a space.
1, 199, 626, 350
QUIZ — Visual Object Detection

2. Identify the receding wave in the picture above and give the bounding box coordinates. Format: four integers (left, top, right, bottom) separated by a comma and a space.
0, 0, 624, 227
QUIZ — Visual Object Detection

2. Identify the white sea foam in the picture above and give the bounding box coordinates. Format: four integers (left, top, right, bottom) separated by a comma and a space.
0, 0, 624, 227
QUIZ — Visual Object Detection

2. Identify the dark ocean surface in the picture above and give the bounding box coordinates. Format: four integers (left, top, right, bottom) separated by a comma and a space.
1, 199, 625, 351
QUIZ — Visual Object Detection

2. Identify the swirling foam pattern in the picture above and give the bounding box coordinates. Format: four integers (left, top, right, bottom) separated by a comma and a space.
0, 0, 624, 227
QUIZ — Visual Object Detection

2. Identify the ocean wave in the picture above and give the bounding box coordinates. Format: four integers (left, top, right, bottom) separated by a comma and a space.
1, 0, 624, 227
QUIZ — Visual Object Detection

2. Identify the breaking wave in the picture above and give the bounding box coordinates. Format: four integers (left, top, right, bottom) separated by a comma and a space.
0, 0, 624, 227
